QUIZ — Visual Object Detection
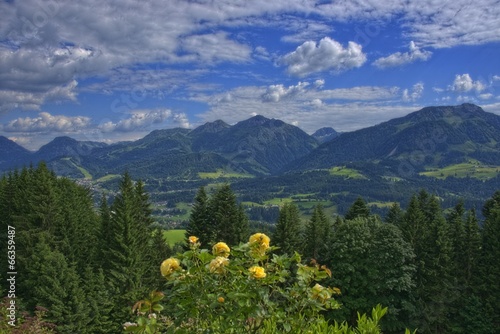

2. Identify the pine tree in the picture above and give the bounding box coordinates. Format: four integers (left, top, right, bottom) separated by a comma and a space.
344, 196, 370, 220
423, 196, 454, 333
103, 173, 153, 323
82, 266, 116, 334
209, 184, 248, 246
236, 204, 250, 243
147, 228, 172, 289
304, 204, 330, 263
385, 202, 404, 226
185, 186, 211, 246
478, 193, 500, 328
462, 208, 481, 288
273, 202, 303, 255
24, 236, 90, 334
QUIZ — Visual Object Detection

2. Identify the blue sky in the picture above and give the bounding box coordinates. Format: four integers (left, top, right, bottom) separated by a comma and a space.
1, 0, 500, 150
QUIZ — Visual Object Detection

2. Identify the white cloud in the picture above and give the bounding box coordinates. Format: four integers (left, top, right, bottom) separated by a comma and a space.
373, 41, 432, 68
2, 112, 91, 132
193, 82, 414, 133
280, 19, 334, 43
402, 82, 424, 102
262, 82, 310, 102
1, 0, 499, 116
479, 93, 493, 100
98, 109, 175, 133
280, 37, 367, 77
181, 32, 251, 64
404, 1, 500, 48
450, 74, 485, 92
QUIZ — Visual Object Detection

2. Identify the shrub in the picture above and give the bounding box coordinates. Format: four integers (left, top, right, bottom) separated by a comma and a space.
125, 233, 392, 333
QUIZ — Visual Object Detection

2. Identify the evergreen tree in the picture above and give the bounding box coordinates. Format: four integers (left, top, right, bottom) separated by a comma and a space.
148, 228, 172, 288
185, 187, 211, 246
462, 208, 481, 288
385, 202, 404, 226
24, 236, 89, 334
98, 194, 112, 267
344, 196, 370, 220
236, 204, 250, 243
209, 184, 248, 246
82, 266, 116, 334
478, 193, 500, 328
304, 204, 330, 263
103, 173, 153, 323
273, 202, 303, 255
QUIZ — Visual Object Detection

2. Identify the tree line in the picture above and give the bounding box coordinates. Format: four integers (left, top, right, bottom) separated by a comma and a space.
187, 186, 500, 333
0, 163, 499, 333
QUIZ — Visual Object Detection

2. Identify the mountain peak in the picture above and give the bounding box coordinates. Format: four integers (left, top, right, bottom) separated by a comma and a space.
190, 120, 230, 135
236, 115, 286, 128
312, 127, 338, 144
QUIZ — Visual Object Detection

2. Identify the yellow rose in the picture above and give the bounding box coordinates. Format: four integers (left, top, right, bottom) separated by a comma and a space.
249, 265, 266, 279
188, 236, 199, 244
160, 257, 180, 277
249, 233, 270, 257
249, 233, 270, 248
208, 256, 229, 274
217, 296, 225, 303
212, 242, 230, 257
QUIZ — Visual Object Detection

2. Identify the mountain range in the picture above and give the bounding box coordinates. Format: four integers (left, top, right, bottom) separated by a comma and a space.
1, 103, 500, 181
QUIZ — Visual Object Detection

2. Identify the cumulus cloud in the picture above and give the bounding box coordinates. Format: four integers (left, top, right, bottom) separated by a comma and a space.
280, 37, 367, 77
450, 74, 485, 92
2, 112, 91, 133
402, 82, 424, 102
373, 41, 432, 68
262, 82, 310, 102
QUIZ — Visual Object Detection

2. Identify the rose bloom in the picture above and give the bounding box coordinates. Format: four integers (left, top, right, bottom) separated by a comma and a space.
212, 242, 230, 257
160, 257, 180, 277
249, 266, 266, 279
188, 236, 199, 244
208, 256, 229, 274
249, 233, 270, 249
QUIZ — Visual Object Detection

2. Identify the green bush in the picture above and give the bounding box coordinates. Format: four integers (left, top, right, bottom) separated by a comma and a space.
124, 233, 401, 333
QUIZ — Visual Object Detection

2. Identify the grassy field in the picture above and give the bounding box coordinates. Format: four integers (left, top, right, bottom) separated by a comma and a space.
329, 166, 367, 179
263, 197, 294, 205
96, 174, 121, 182
420, 161, 500, 180
163, 229, 186, 246
198, 169, 254, 179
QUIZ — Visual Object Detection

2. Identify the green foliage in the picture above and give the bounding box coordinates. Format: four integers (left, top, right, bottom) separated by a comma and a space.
477, 191, 500, 328
0, 299, 56, 334
304, 204, 331, 263
273, 202, 303, 255
186, 184, 249, 248
185, 187, 211, 246
327, 216, 416, 332
125, 233, 399, 333
344, 197, 370, 221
